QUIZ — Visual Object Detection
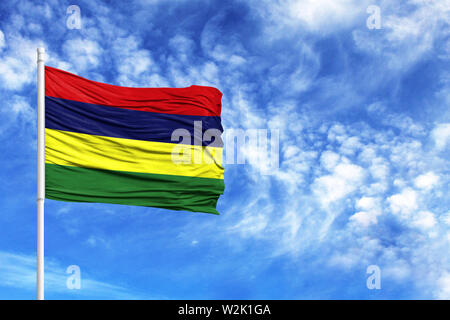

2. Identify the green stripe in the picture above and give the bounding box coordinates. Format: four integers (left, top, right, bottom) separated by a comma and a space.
45, 163, 224, 214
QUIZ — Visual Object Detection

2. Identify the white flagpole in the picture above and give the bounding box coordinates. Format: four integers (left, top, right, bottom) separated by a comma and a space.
36, 47, 45, 300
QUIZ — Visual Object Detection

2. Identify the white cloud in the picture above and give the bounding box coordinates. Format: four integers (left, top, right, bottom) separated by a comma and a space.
11, 95, 34, 121
113, 36, 156, 84
412, 211, 437, 230
63, 38, 102, 72
357, 197, 377, 211
85, 235, 111, 248
327, 124, 347, 142
313, 162, 365, 207
288, 0, 370, 31
436, 272, 450, 299
442, 212, 450, 226
383, 259, 412, 281
358, 145, 377, 163
369, 158, 390, 181
339, 136, 362, 156
0, 30, 5, 50
388, 188, 418, 217
0, 95, 35, 137
169, 35, 195, 63
228, 214, 268, 237
352, 0, 449, 70
368, 104, 426, 136
414, 172, 440, 190
251, 0, 371, 35
320, 150, 340, 171
349, 211, 377, 227
350, 197, 381, 227
0, 251, 147, 299
431, 123, 450, 151
0, 35, 45, 90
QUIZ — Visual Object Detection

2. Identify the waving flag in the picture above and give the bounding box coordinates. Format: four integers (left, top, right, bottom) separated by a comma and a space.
44, 66, 224, 214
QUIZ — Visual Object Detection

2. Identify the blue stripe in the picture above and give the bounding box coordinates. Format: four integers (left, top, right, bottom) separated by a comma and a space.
45, 97, 223, 146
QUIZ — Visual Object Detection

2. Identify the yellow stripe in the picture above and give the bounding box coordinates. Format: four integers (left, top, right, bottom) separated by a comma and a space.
45, 128, 224, 179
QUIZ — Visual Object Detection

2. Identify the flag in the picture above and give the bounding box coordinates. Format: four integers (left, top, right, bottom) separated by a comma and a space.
44, 66, 224, 214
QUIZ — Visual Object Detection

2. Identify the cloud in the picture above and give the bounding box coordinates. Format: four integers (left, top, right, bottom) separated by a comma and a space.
228, 214, 268, 237
437, 272, 450, 299
169, 34, 196, 64
411, 211, 437, 230
249, 0, 371, 36
431, 123, 450, 151
112, 35, 159, 86
313, 162, 365, 207
0, 250, 147, 299
388, 188, 418, 217
288, 0, 370, 31
414, 172, 440, 190
62, 38, 103, 72
0, 35, 45, 90
320, 150, 340, 171
350, 196, 381, 227
0, 30, 5, 50
0, 95, 35, 138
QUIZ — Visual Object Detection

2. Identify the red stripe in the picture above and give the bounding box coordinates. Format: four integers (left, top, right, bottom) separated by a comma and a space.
44, 66, 222, 117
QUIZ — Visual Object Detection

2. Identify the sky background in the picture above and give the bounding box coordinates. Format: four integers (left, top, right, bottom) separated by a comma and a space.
0, 0, 449, 299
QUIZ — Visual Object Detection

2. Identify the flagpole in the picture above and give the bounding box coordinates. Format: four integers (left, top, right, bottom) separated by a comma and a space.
37, 47, 45, 300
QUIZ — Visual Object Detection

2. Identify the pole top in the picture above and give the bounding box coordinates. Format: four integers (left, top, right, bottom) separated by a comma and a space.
37, 48, 45, 62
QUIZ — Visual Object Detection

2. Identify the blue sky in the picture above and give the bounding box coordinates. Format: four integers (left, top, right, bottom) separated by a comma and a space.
0, 0, 449, 299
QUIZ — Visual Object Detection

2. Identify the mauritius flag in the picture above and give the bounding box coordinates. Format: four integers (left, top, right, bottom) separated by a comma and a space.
44, 66, 224, 214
